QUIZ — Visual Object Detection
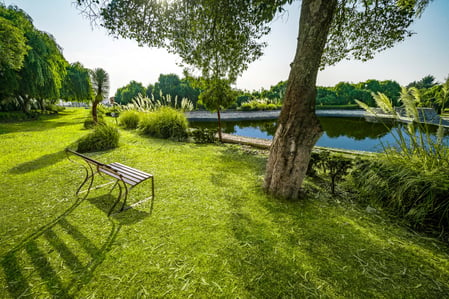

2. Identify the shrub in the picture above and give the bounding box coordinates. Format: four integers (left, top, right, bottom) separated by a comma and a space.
45, 104, 65, 113
138, 107, 188, 141
237, 98, 282, 111
77, 124, 120, 153
189, 128, 217, 143
307, 150, 353, 194
352, 156, 449, 232
119, 110, 140, 129
83, 113, 105, 129
354, 88, 449, 234
0, 111, 39, 122
83, 118, 96, 129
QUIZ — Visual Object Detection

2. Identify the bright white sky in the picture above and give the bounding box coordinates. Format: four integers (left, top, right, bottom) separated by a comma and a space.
3, 0, 449, 96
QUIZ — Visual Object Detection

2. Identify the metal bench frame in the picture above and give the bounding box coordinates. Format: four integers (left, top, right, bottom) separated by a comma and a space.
66, 149, 154, 216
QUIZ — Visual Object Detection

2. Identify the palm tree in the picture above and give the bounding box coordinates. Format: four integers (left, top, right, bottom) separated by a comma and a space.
90, 68, 109, 123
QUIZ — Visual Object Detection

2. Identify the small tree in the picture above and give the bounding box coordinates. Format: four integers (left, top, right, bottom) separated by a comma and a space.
198, 77, 236, 142
89, 68, 109, 124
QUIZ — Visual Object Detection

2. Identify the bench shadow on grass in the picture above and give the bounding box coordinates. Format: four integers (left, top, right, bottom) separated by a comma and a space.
87, 194, 151, 225
0, 192, 141, 298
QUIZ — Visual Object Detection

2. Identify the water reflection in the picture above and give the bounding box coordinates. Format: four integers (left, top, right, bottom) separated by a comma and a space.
190, 117, 448, 152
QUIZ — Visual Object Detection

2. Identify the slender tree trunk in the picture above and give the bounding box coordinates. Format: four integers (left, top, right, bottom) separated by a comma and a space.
217, 108, 222, 142
92, 95, 101, 123
264, 0, 338, 200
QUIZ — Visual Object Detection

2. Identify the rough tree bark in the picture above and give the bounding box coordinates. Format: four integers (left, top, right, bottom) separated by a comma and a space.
264, 0, 338, 200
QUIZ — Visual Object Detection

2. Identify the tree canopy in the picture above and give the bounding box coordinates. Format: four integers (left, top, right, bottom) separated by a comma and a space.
61, 62, 93, 102
0, 4, 68, 113
115, 80, 146, 105
75, 0, 432, 199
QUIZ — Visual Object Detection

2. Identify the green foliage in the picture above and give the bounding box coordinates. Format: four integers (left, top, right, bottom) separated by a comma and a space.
322, 0, 428, 67
0, 111, 39, 122
118, 110, 140, 129
61, 62, 93, 102
198, 78, 236, 112
354, 88, 449, 233
407, 75, 438, 89
0, 15, 29, 71
138, 107, 188, 141
83, 118, 95, 129
189, 128, 217, 144
352, 157, 449, 232
316, 79, 401, 107
121, 93, 194, 112
308, 150, 353, 194
77, 123, 120, 152
114, 80, 146, 105
90, 68, 109, 123
83, 111, 105, 129
0, 4, 68, 113
238, 98, 282, 111
45, 104, 65, 114
76, 0, 275, 83
2, 108, 449, 297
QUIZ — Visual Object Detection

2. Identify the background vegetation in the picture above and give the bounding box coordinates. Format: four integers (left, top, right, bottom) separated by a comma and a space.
1, 108, 449, 298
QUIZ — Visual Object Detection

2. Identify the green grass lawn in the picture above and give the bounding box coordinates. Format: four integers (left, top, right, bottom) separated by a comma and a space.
1, 108, 449, 298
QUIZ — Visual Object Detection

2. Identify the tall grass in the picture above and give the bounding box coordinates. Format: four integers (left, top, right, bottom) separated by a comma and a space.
354, 88, 449, 234
121, 93, 194, 112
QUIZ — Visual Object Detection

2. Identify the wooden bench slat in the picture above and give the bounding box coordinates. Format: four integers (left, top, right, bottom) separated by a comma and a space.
98, 167, 139, 186
108, 169, 150, 183
109, 162, 152, 179
107, 163, 152, 185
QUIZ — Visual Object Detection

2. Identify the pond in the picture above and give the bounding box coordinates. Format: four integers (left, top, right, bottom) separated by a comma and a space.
190, 117, 449, 152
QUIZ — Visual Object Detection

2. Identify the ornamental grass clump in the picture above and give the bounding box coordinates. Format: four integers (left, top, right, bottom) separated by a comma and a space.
118, 110, 140, 129
354, 87, 449, 234
77, 124, 120, 152
138, 106, 188, 141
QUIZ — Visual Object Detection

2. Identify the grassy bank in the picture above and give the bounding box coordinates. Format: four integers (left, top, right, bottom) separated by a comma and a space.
1, 108, 449, 298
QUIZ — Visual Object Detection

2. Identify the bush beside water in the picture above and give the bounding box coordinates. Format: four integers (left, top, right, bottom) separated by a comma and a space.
353, 88, 449, 236
138, 107, 188, 141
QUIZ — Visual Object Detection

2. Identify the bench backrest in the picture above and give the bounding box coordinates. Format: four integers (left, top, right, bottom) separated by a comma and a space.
66, 148, 106, 167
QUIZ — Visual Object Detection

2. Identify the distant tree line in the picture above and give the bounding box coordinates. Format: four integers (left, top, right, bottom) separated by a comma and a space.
233, 75, 448, 112
114, 74, 201, 107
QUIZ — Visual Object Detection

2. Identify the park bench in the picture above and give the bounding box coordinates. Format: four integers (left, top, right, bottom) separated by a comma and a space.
66, 149, 154, 216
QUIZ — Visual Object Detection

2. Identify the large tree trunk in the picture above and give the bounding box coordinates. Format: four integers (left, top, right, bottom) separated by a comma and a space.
264, 0, 337, 200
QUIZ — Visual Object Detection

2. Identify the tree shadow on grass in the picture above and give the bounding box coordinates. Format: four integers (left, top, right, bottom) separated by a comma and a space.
0, 119, 77, 135
1, 195, 122, 298
0, 110, 86, 135
212, 146, 449, 297
8, 150, 67, 174
224, 193, 449, 297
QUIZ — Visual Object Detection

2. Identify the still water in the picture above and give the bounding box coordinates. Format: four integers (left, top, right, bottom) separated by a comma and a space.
191, 117, 449, 152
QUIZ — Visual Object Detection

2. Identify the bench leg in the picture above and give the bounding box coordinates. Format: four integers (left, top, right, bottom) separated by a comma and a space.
119, 182, 129, 212
76, 163, 95, 198
108, 180, 123, 216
